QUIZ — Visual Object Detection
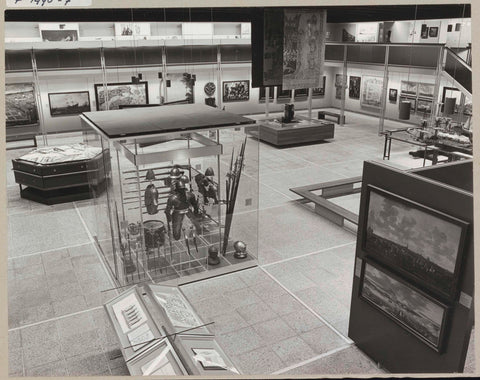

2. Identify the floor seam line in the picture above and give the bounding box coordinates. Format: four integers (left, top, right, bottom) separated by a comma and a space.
8, 241, 93, 260
271, 345, 351, 375
259, 266, 353, 345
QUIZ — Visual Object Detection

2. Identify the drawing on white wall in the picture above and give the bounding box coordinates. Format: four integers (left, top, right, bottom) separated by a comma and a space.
356, 23, 379, 43
429, 27, 439, 38
39, 23, 79, 42
114, 23, 151, 37
361, 76, 384, 109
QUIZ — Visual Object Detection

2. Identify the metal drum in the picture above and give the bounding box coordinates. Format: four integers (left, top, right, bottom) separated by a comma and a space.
143, 220, 166, 249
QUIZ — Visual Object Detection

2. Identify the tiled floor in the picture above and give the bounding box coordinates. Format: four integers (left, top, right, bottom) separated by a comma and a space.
6, 108, 474, 376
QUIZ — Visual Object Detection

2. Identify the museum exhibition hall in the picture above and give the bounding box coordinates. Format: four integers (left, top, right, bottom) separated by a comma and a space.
4, 3, 475, 377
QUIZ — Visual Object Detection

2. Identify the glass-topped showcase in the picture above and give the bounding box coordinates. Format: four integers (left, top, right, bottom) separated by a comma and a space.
81, 104, 259, 287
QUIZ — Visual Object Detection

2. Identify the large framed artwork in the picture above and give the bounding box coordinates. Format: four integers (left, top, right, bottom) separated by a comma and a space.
356, 22, 379, 42
416, 99, 433, 114
276, 85, 292, 100
48, 91, 91, 117
401, 81, 418, 96
399, 95, 416, 111
39, 23, 79, 42
389, 88, 398, 102
312, 76, 326, 97
259, 86, 275, 102
6, 83, 39, 127
294, 88, 308, 99
418, 83, 435, 99
349, 76, 361, 99
362, 185, 469, 301
94, 82, 149, 111
361, 76, 384, 109
359, 259, 449, 352
223, 80, 250, 102
335, 74, 345, 100
114, 23, 151, 37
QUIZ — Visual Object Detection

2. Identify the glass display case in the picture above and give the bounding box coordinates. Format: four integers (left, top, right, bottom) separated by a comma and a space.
81, 104, 259, 287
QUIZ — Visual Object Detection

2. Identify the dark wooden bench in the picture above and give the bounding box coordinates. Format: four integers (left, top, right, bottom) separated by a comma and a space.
290, 176, 362, 227
318, 111, 345, 124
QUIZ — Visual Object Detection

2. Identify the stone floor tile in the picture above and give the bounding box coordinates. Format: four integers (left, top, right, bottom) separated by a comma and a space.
110, 364, 130, 375
23, 339, 64, 369
20, 320, 59, 347
263, 293, 304, 317
237, 302, 277, 325
48, 282, 83, 301
8, 329, 22, 352
56, 311, 97, 338
21, 303, 56, 326
223, 287, 263, 309
251, 317, 297, 344
271, 335, 316, 367
52, 295, 88, 317
208, 310, 249, 335
58, 329, 104, 359
65, 352, 111, 376
236, 345, 284, 375
191, 295, 235, 319
238, 267, 271, 286
250, 279, 289, 301
300, 325, 349, 355
8, 348, 24, 376
282, 309, 324, 334
218, 326, 264, 355
25, 359, 69, 376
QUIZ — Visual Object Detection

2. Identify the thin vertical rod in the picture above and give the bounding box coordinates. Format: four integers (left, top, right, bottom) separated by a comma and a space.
379, 45, 389, 135
100, 46, 110, 111
30, 50, 47, 146
265, 87, 270, 118
430, 46, 444, 124
307, 88, 313, 119
340, 45, 347, 126
217, 45, 222, 109
216, 129, 222, 258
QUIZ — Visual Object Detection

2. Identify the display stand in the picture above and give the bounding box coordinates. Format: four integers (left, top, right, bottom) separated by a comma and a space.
348, 160, 474, 373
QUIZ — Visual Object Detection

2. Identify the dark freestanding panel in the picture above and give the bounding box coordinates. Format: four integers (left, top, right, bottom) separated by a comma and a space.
348, 160, 474, 373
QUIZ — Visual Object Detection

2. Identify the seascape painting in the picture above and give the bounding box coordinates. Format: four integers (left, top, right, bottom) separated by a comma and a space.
48, 91, 91, 116
6, 83, 39, 127
94, 82, 148, 111
364, 187, 467, 300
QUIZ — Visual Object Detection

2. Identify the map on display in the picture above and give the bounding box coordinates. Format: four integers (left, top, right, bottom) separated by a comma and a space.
155, 292, 202, 329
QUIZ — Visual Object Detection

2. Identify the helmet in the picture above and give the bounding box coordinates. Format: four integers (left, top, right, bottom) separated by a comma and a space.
233, 241, 247, 253
179, 174, 190, 184
175, 180, 186, 190
145, 169, 156, 181
169, 167, 183, 179
205, 167, 215, 177
208, 245, 219, 256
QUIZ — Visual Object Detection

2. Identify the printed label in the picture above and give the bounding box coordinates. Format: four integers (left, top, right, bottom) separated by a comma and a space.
459, 292, 472, 309
7, 0, 91, 7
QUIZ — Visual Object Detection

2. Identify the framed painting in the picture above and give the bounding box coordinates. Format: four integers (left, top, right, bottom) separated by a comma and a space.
222, 80, 250, 102
429, 27, 439, 38
276, 85, 292, 100
416, 99, 433, 114
114, 23, 151, 37
399, 95, 416, 111
401, 81, 418, 96
359, 259, 450, 352
5, 83, 39, 127
48, 91, 91, 117
418, 83, 435, 99
421, 24, 429, 39
362, 185, 469, 302
441, 87, 461, 113
94, 81, 149, 111
259, 86, 275, 102
388, 88, 398, 102
356, 22, 379, 43
39, 23, 79, 42
349, 76, 361, 99
361, 76, 384, 109
312, 76, 326, 96
294, 88, 308, 99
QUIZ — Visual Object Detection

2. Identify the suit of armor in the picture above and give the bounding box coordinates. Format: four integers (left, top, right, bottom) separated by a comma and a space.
165, 188, 201, 240
194, 173, 218, 205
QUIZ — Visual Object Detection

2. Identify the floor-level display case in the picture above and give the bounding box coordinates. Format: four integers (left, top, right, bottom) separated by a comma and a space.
81, 104, 260, 287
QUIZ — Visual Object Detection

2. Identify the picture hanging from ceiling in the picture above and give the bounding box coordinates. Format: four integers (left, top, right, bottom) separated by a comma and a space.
429, 27, 439, 38
401, 81, 418, 96
276, 85, 292, 100
167, 73, 195, 104
389, 89, 398, 102
312, 76, 326, 96
282, 8, 327, 90
418, 83, 435, 99
263, 8, 285, 86
48, 91, 91, 117
356, 22, 379, 43
204, 82, 216, 97
39, 23, 79, 42
455, 23, 461, 32
361, 76, 384, 109
223, 80, 250, 102
6, 83, 39, 127
342, 28, 356, 42
349, 76, 361, 99
94, 82, 148, 111
447, 24, 453, 32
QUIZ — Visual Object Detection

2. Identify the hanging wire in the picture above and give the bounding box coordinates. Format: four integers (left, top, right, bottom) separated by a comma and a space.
406, 5, 418, 88
131, 8, 138, 79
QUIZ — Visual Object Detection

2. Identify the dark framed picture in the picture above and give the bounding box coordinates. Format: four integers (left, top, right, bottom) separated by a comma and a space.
259, 86, 275, 102
421, 24, 429, 39
418, 83, 435, 99
447, 24, 453, 32
48, 91, 91, 117
429, 27, 439, 38
441, 86, 461, 113
455, 23, 461, 32
400, 81, 417, 96
94, 81, 149, 111
349, 76, 361, 99
41, 29, 78, 41
276, 85, 292, 100
359, 259, 449, 352
362, 185, 469, 302
294, 88, 308, 99
312, 76, 326, 96
388, 88, 398, 102
5, 83, 39, 127
223, 80, 250, 102
399, 95, 416, 111
416, 99, 433, 114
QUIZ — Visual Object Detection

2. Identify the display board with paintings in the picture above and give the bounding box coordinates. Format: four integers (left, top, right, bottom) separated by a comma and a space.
48, 91, 91, 117
222, 80, 250, 102
400, 81, 435, 115
6, 83, 39, 127
362, 185, 468, 302
94, 82, 149, 111
361, 76, 384, 109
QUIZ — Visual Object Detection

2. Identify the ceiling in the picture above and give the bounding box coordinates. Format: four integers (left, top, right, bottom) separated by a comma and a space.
5, 5, 471, 23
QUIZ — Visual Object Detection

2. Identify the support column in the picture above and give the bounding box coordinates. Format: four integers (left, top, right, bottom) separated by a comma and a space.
378, 45, 389, 135
340, 45, 347, 126
31, 49, 47, 146
161, 45, 168, 104
100, 46, 109, 111
307, 88, 313, 119
265, 87, 270, 118
430, 46, 444, 126
216, 45, 222, 109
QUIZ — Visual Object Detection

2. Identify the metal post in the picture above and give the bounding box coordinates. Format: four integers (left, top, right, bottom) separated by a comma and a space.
265, 87, 270, 118
379, 45, 389, 135
161, 45, 168, 103
217, 45, 222, 109
307, 88, 313, 119
100, 46, 109, 111
31, 50, 47, 146
430, 46, 443, 126
340, 45, 347, 126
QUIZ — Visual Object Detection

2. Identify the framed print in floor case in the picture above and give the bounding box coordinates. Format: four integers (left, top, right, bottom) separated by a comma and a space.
94, 82, 148, 111
362, 185, 468, 302
48, 91, 91, 116
359, 259, 449, 352
222, 80, 250, 102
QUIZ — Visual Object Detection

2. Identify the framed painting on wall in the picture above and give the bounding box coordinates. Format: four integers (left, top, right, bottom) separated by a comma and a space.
222, 80, 250, 102
388, 89, 398, 102
421, 24, 429, 39
400, 81, 418, 96
6, 83, 39, 127
276, 85, 292, 100
429, 27, 439, 38
416, 99, 433, 114
349, 76, 361, 99
48, 91, 91, 117
312, 76, 326, 96
114, 23, 151, 37
359, 259, 449, 352
94, 82, 149, 111
259, 86, 275, 101
39, 23, 79, 42
362, 185, 469, 302
356, 22, 379, 43
294, 88, 308, 99
361, 76, 384, 109
418, 83, 435, 99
